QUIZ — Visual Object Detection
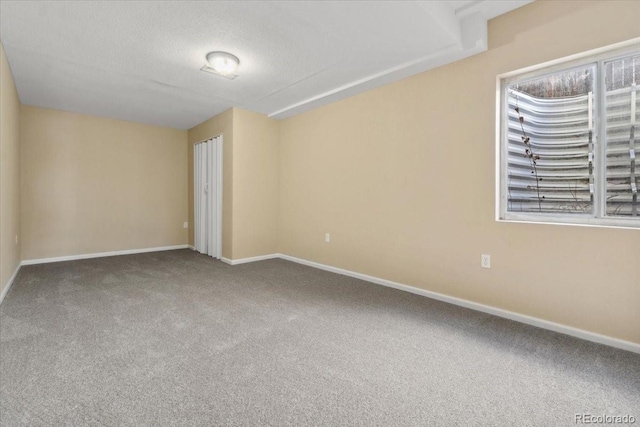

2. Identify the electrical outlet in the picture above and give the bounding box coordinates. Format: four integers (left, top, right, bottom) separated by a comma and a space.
325, 233, 330, 243
183, 222, 189, 229
481, 254, 491, 269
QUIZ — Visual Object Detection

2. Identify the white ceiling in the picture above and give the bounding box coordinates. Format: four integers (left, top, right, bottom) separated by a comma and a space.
0, 1, 531, 130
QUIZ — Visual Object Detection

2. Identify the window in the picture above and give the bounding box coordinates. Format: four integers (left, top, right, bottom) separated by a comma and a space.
497, 41, 640, 228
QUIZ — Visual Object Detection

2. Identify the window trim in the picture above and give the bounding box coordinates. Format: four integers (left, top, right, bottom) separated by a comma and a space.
495, 37, 640, 230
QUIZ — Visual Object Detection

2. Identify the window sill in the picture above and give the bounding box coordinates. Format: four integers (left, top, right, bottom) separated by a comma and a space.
498, 213, 640, 230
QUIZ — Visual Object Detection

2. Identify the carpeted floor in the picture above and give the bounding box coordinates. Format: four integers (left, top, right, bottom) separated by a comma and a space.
0, 249, 638, 426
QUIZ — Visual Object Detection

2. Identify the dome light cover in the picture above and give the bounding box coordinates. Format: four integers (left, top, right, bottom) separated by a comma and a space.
206, 51, 239, 75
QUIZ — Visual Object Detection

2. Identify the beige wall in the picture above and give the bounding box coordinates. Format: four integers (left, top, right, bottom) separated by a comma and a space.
278, 1, 640, 343
187, 108, 279, 260
0, 42, 21, 295
20, 106, 188, 260
232, 109, 279, 259
187, 108, 234, 258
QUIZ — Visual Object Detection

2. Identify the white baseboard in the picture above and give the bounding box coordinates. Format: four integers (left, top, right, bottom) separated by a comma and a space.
11, 246, 640, 354
21, 245, 190, 266
221, 254, 280, 266
277, 253, 640, 354
0, 264, 22, 305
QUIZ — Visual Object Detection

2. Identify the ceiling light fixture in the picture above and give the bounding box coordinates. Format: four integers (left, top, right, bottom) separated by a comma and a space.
201, 51, 240, 80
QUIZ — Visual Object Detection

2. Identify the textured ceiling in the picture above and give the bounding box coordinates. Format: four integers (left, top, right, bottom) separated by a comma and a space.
0, 1, 531, 129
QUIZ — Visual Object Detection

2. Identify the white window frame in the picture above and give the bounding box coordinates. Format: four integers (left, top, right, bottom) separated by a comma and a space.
496, 37, 640, 230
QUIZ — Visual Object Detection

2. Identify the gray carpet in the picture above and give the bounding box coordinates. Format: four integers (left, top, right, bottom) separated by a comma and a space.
0, 250, 638, 426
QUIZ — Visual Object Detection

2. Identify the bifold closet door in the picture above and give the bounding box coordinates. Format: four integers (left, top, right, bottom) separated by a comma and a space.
194, 137, 221, 258
210, 142, 218, 257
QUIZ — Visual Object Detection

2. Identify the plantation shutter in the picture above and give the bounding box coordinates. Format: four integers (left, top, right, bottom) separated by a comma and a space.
506, 89, 594, 214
